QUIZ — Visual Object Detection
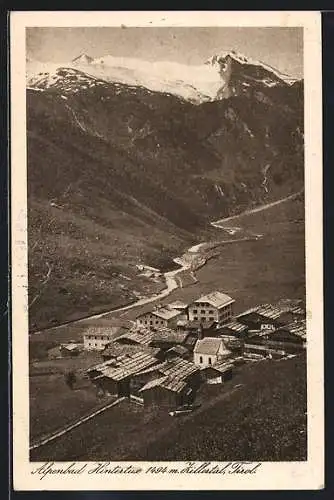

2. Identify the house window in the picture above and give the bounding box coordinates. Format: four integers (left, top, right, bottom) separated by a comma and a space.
199, 356, 203, 364
209, 317, 214, 321
201, 310, 205, 314
209, 310, 214, 314
208, 357, 212, 365
193, 309, 197, 314
201, 317, 206, 321
194, 316, 198, 320
144, 321, 147, 325
150, 321, 153, 325
156, 321, 159, 325
161, 321, 164, 325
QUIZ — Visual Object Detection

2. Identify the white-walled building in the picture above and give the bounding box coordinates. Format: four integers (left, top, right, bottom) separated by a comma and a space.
83, 325, 127, 350
136, 306, 183, 329
167, 300, 189, 321
188, 291, 235, 325
193, 337, 231, 367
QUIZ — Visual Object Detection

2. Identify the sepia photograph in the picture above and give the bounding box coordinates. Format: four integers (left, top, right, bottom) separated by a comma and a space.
11, 11, 323, 490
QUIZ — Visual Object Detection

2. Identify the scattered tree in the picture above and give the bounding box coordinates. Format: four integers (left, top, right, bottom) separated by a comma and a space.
65, 370, 76, 390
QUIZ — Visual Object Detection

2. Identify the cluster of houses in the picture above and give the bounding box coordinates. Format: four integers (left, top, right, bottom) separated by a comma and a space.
82, 291, 306, 410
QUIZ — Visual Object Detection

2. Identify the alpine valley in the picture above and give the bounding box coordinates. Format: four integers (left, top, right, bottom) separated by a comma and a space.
26, 51, 304, 330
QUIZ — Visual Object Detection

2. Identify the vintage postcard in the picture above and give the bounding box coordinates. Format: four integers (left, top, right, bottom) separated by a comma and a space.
11, 11, 324, 490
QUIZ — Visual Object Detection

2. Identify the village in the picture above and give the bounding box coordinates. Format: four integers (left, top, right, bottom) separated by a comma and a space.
49, 290, 306, 414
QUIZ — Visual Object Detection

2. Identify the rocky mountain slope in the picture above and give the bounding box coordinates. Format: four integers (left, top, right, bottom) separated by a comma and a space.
27, 52, 304, 330
27, 50, 300, 103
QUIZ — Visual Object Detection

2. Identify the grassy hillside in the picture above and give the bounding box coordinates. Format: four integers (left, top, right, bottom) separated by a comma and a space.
30, 354, 307, 461
27, 78, 303, 330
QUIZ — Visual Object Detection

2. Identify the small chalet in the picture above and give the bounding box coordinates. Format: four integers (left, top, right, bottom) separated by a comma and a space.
217, 319, 248, 338
219, 335, 244, 355
114, 327, 155, 347
244, 343, 286, 359
87, 351, 159, 397
136, 306, 183, 329
167, 300, 189, 322
200, 360, 233, 384
48, 343, 82, 359
83, 325, 128, 350
237, 305, 283, 332
102, 342, 160, 362
149, 328, 189, 351
137, 358, 201, 408
188, 291, 234, 325
193, 337, 231, 367
60, 343, 81, 357
176, 319, 216, 336
164, 345, 190, 361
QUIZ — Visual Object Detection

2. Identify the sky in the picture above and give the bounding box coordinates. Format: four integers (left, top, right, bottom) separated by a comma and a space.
26, 27, 303, 78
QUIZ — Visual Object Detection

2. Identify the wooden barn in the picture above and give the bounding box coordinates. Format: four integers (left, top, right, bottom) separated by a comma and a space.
149, 328, 189, 351
48, 343, 81, 359
139, 377, 194, 409
200, 361, 233, 384
133, 357, 201, 407
164, 345, 190, 361
87, 351, 159, 398
101, 343, 160, 362
217, 319, 248, 339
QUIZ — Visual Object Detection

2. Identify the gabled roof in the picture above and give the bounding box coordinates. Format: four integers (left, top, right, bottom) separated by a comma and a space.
139, 376, 167, 392
88, 351, 158, 381
194, 291, 234, 309
222, 320, 248, 333
152, 308, 181, 320
168, 300, 189, 310
116, 327, 155, 346
83, 325, 127, 338
139, 358, 199, 394
166, 345, 189, 357
177, 319, 215, 330
277, 319, 306, 338
194, 337, 227, 355
137, 357, 199, 380
212, 360, 234, 373
151, 329, 188, 344
61, 343, 80, 351
201, 361, 233, 374
102, 343, 160, 359
238, 302, 305, 322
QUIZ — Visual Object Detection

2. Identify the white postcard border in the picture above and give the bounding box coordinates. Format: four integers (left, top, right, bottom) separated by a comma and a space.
10, 10, 324, 490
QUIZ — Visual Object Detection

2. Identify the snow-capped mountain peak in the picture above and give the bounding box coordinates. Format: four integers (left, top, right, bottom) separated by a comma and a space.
26, 51, 301, 102
206, 50, 299, 85
72, 53, 94, 65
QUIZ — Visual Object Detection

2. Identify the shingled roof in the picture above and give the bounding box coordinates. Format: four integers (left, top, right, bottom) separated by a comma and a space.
88, 351, 158, 381
194, 291, 234, 308
152, 307, 182, 320
139, 358, 200, 394
222, 320, 248, 333
194, 337, 228, 355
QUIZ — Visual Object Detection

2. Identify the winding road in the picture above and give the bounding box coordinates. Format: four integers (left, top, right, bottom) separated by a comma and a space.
32, 190, 303, 336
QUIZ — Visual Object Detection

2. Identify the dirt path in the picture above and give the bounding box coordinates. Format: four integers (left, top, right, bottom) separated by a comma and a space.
211, 189, 303, 228
30, 397, 126, 451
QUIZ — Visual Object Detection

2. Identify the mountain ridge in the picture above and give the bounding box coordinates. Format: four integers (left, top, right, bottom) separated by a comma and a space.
26, 50, 304, 330
27, 50, 302, 103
